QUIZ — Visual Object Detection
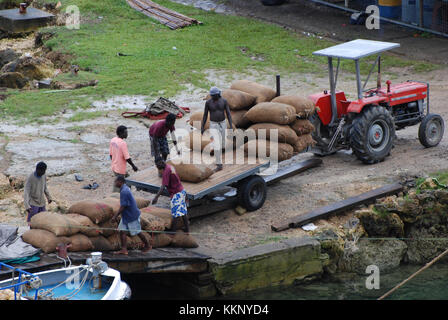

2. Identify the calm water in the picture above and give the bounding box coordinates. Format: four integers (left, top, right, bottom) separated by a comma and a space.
126, 264, 448, 300
224, 264, 448, 300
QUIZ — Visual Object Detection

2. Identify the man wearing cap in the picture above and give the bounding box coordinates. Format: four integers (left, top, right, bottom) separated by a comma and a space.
110, 125, 138, 192
202, 87, 233, 171
24, 162, 53, 224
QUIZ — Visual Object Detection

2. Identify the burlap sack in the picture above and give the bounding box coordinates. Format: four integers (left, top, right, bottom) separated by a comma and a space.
68, 200, 114, 224
102, 197, 121, 215
187, 131, 212, 152
204, 89, 256, 110
30, 212, 79, 237
290, 119, 315, 136
89, 236, 114, 251
293, 134, 317, 153
171, 230, 199, 248
167, 160, 214, 183
22, 229, 68, 254
248, 123, 299, 145
231, 110, 252, 129
141, 206, 172, 228
66, 213, 101, 237
230, 80, 276, 104
135, 197, 150, 209
107, 233, 121, 251
188, 111, 235, 130
98, 219, 118, 237
245, 102, 296, 125
243, 139, 294, 162
66, 234, 94, 252
140, 212, 166, 231
272, 95, 316, 117
152, 233, 172, 248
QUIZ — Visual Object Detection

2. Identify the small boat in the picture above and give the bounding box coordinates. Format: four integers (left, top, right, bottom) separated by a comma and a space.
0, 252, 131, 300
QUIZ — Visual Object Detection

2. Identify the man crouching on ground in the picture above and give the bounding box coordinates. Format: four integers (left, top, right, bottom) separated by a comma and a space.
112, 176, 151, 255
152, 158, 190, 234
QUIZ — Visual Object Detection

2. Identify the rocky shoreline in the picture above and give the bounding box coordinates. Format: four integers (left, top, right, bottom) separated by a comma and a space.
315, 177, 448, 277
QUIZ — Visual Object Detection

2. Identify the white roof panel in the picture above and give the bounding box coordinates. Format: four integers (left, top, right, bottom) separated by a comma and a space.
312, 39, 400, 60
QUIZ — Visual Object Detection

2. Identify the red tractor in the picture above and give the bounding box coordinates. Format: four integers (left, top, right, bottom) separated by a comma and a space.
308, 39, 444, 164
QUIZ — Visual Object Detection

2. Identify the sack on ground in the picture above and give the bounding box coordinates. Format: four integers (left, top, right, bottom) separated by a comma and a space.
66, 213, 101, 237
68, 200, 114, 224
243, 139, 294, 162
272, 95, 316, 117
22, 229, 68, 254
170, 230, 199, 248
245, 102, 296, 125
204, 89, 256, 110
167, 160, 214, 183
293, 134, 317, 153
230, 80, 276, 104
66, 234, 94, 252
290, 119, 315, 136
89, 235, 114, 251
30, 212, 79, 236
231, 110, 252, 129
248, 123, 299, 145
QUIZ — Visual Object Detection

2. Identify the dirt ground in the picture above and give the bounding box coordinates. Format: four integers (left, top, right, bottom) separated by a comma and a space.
1, 0, 448, 256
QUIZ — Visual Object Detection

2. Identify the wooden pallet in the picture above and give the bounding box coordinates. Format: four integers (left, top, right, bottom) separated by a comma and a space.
127, 0, 201, 30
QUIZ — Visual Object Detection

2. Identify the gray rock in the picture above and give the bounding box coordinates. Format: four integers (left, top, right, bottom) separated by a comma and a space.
0, 48, 19, 68
339, 238, 407, 274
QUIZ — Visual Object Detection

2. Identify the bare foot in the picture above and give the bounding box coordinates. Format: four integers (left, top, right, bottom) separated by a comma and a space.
113, 249, 128, 255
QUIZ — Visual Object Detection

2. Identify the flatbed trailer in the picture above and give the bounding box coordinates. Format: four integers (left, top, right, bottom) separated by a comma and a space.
126, 158, 322, 218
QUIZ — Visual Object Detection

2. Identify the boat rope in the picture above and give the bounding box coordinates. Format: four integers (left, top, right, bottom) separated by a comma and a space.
377, 247, 448, 300
37, 265, 91, 300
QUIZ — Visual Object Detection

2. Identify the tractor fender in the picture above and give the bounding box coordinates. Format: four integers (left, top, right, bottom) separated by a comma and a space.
347, 96, 388, 113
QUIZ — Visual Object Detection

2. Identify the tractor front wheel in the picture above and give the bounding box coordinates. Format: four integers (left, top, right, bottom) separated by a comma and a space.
418, 113, 444, 148
350, 106, 395, 164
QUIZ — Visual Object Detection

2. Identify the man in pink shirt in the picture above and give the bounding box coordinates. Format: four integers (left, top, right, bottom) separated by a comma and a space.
110, 125, 138, 192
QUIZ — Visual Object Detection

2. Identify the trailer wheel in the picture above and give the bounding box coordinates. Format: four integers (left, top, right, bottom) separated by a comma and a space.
237, 175, 267, 211
350, 106, 395, 164
418, 113, 444, 148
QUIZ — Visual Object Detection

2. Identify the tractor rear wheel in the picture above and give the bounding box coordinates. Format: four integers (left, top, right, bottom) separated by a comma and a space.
350, 106, 395, 164
418, 113, 444, 148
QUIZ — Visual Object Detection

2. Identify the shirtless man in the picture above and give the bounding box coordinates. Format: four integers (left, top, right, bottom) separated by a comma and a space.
201, 87, 233, 171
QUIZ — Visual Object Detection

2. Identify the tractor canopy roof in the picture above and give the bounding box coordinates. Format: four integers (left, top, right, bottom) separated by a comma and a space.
313, 39, 400, 60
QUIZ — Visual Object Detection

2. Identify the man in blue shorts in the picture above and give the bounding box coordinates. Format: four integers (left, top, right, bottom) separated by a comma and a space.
112, 176, 151, 255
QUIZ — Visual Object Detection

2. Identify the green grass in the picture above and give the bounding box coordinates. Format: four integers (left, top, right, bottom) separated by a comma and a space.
67, 110, 103, 122
0, 0, 440, 121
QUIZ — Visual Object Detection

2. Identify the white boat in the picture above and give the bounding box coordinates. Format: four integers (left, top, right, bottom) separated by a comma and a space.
0, 252, 131, 300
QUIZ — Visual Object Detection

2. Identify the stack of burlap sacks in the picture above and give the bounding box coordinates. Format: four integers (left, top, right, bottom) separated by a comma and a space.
187, 79, 317, 163
22, 196, 198, 254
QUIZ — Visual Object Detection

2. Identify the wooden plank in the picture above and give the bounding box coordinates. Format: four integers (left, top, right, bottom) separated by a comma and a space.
263, 158, 323, 186
271, 182, 403, 232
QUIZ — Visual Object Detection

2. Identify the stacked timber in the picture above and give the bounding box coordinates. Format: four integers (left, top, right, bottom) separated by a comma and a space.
22, 196, 198, 253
